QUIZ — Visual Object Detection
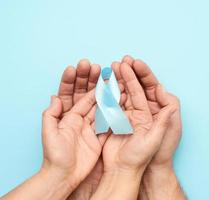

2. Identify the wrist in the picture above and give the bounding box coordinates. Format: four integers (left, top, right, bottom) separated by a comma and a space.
1, 165, 76, 200
39, 164, 76, 199
139, 161, 186, 200
145, 159, 174, 177
91, 168, 143, 200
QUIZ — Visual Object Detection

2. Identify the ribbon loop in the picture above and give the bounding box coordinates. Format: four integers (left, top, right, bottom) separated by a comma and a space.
95, 67, 133, 134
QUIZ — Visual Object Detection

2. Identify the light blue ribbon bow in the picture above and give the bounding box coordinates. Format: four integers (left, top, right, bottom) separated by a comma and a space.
95, 67, 133, 134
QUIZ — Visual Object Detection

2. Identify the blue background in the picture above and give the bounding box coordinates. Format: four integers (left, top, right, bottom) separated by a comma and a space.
0, 0, 209, 199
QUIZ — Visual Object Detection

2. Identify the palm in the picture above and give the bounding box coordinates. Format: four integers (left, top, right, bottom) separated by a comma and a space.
58, 61, 106, 198
106, 60, 179, 173
103, 109, 154, 170
120, 56, 182, 165
43, 98, 102, 188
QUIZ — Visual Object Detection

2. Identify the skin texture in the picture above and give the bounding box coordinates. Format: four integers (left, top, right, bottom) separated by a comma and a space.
120, 55, 186, 200
90, 62, 177, 200
63, 59, 128, 199
1, 57, 185, 200
66, 57, 185, 200
58, 60, 109, 200
42, 91, 107, 190
61, 60, 125, 199
121, 56, 182, 166
102, 63, 173, 171
1, 89, 106, 200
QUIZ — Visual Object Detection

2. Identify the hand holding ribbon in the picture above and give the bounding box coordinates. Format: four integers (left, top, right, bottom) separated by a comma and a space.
95, 67, 133, 134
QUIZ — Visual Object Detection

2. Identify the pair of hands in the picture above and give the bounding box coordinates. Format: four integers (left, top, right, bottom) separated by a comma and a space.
41, 55, 182, 199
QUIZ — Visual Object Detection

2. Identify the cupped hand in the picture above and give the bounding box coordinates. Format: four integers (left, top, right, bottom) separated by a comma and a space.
57, 59, 106, 199
102, 63, 176, 174
120, 56, 185, 200
120, 55, 182, 167
42, 89, 106, 193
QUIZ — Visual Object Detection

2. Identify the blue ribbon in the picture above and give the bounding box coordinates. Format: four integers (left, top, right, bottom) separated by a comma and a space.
95, 67, 133, 134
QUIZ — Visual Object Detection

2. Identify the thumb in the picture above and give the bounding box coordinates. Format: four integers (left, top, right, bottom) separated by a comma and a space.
155, 84, 169, 107
42, 96, 63, 135
147, 103, 176, 150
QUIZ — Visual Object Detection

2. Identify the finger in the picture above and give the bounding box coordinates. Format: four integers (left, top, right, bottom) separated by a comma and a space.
118, 82, 125, 93
133, 59, 159, 101
155, 84, 181, 110
156, 84, 181, 134
81, 123, 103, 154
120, 62, 150, 111
148, 101, 161, 115
42, 96, 62, 134
146, 103, 176, 148
85, 105, 97, 124
147, 84, 180, 116
111, 61, 123, 82
119, 92, 127, 106
115, 83, 126, 108
58, 66, 76, 112
146, 86, 179, 147
88, 64, 101, 91
112, 61, 133, 110
155, 84, 170, 107
122, 55, 135, 66
70, 89, 96, 117
75, 59, 91, 94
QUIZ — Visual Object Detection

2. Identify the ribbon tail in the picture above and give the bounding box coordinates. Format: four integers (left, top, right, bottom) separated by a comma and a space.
95, 107, 109, 134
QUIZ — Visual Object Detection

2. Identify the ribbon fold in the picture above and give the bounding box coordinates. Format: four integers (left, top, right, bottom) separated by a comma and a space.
95, 67, 133, 134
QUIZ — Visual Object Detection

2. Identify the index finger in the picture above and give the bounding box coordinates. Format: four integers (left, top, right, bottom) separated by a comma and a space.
120, 63, 150, 111
133, 59, 159, 101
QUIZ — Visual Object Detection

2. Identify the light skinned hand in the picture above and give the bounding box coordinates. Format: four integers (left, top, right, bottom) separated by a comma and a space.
57, 59, 108, 199
2, 58, 184, 200
91, 63, 176, 200
59, 58, 184, 200
1, 72, 106, 200
64, 58, 182, 200
121, 56, 182, 167
120, 55, 185, 200
103, 62, 176, 173
59, 59, 127, 199
41, 88, 107, 196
